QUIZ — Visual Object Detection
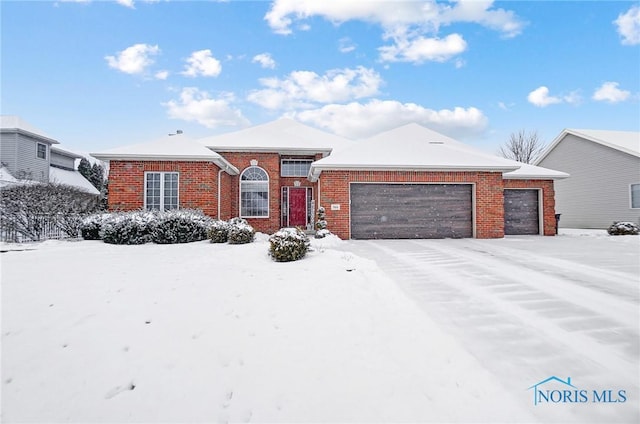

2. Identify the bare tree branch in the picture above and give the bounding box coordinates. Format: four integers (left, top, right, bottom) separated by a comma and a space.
499, 129, 545, 164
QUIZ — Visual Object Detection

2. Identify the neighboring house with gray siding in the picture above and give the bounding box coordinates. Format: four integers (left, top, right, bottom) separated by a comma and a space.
535, 129, 640, 228
0, 115, 99, 194
0, 115, 57, 183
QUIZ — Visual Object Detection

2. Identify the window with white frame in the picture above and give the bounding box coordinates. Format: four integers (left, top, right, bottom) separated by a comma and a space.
36, 143, 47, 160
145, 172, 179, 211
240, 166, 269, 217
631, 183, 640, 209
281, 159, 312, 177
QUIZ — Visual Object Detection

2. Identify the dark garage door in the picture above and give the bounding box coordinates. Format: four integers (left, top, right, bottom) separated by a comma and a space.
504, 189, 539, 235
350, 184, 473, 239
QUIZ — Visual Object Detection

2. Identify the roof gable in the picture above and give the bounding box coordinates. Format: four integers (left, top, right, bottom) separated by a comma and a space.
537, 129, 640, 164
198, 118, 351, 154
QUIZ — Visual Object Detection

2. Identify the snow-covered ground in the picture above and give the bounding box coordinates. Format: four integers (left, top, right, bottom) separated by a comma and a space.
1, 230, 638, 423
347, 229, 640, 423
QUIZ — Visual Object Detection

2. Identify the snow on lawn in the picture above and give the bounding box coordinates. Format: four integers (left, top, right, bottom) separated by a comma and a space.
1, 236, 536, 423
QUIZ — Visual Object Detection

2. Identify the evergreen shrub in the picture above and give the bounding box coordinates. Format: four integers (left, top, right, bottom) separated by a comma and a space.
269, 227, 310, 262
607, 221, 639, 236
227, 217, 255, 244
152, 209, 213, 244
208, 219, 230, 243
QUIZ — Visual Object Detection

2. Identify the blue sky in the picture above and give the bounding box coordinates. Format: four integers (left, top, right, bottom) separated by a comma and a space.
1, 0, 639, 155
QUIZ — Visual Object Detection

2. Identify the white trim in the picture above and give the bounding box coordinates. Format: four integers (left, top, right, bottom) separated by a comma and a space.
309, 164, 520, 182
347, 181, 476, 239
239, 166, 269, 219
144, 171, 179, 211
36, 142, 47, 160
503, 188, 543, 235
536, 129, 640, 165
281, 159, 313, 177
282, 186, 311, 228
630, 183, 640, 209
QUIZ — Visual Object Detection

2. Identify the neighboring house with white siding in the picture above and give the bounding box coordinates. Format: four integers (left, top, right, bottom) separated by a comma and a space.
535, 129, 640, 228
0, 115, 99, 194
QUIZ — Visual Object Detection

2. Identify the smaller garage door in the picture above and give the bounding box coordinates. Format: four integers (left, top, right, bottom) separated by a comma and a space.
504, 189, 539, 235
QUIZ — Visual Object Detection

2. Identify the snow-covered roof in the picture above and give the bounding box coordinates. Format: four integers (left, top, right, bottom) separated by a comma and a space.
0, 115, 59, 144
91, 134, 239, 175
49, 167, 100, 195
0, 165, 18, 187
198, 118, 350, 155
51, 145, 82, 159
502, 161, 569, 180
537, 129, 640, 163
310, 123, 525, 180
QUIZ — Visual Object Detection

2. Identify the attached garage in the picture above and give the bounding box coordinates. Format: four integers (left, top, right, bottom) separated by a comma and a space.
350, 183, 473, 239
504, 189, 540, 235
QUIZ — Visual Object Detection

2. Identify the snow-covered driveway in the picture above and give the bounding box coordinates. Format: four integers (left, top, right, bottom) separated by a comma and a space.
347, 230, 640, 423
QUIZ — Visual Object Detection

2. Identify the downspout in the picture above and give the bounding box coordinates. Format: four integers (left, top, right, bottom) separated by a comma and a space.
217, 168, 224, 220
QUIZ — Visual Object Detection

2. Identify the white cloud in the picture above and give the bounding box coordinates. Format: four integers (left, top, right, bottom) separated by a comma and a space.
289, 99, 488, 139
182, 50, 222, 78
339, 37, 357, 53
379, 33, 467, 63
155, 70, 169, 80
527, 86, 563, 107
105, 43, 160, 75
265, 1, 523, 64
163, 87, 250, 128
116, 0, 135, 8
614, 5, 640, 45
264, 0, 524, 37
438, 0, 524, 38
248, 66, 382, 110
252, 53, 276, 69
593, 81, 631, 103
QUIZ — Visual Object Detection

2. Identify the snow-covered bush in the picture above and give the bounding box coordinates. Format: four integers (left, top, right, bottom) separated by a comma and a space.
152, 209, 213, 244
607, 221, 639, 236
100, 211, 158, 245
80, 213, 112, 240
315, 206, 329, 238
269, 227, 310, 262
208, 220, 230, 243
0, 183, 100, 242
227, 217, 255, 245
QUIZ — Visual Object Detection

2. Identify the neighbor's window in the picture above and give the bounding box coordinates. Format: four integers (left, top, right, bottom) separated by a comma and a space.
145, 172, 179, 211
281, 159, 312, 177
240, 166, 269, 217
631, 183, 640, 209
36, 143, 47, 160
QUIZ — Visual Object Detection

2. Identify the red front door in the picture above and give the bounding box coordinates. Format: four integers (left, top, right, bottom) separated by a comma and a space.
288, 188, 307, 227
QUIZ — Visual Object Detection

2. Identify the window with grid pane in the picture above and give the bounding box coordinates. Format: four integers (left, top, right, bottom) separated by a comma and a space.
145, 172, 179, 211
240, 166, 269, 217
281, 159, 312, 177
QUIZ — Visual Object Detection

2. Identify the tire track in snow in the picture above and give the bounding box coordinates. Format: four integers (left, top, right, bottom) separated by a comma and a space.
348, 239, 639, 424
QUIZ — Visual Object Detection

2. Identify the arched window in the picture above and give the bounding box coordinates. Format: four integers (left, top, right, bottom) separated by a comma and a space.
240, 166, 269, 218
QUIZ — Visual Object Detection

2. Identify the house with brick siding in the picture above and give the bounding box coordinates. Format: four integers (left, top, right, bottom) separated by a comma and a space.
92, 119, 568, 239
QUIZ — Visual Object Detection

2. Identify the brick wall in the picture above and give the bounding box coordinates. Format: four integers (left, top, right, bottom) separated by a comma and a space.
108, 161, 221, 217
221, 152, 281, 234
318, 170, 509, 239
504, 179, 556, 236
